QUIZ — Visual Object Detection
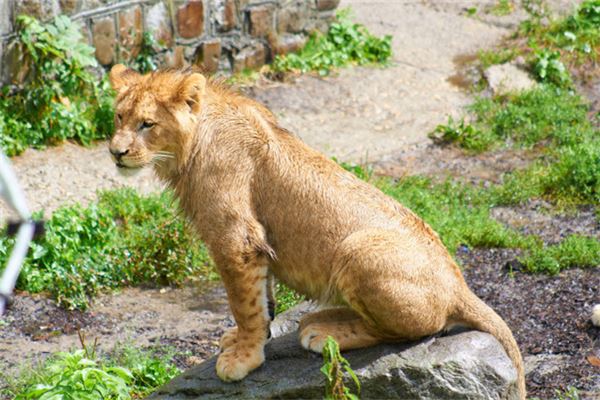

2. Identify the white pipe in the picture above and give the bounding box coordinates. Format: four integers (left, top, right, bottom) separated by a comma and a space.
0, 222, 35, 315
0, 152, 33, 315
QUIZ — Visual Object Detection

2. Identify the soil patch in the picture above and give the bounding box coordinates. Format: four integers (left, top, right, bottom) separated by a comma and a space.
460, 248, 600, 399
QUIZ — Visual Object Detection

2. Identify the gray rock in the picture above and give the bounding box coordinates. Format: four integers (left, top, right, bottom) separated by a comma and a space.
484, 63, 537, 95
147, 304, 519, 400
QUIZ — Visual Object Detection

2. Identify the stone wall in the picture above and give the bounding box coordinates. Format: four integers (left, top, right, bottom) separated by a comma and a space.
0, 0, 341, 84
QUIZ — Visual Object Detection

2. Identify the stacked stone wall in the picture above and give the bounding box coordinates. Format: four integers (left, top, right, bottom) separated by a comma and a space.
0, 0, 340, 84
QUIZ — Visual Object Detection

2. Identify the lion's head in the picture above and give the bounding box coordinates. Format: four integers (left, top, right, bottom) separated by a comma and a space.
108, 64, 206, 176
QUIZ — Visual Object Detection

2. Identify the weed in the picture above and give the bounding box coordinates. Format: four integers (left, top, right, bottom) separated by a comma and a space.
478, 48, 517, 68
0, 188, 215, 310
131, 32, 163, 74
521, 0, 599, 66
520, 235, 600, 274
429, 117, 491, 152
2, 343, 179, 399
434, 84, 595, 152
555, 386, 582, 400
532, 49, 572, 87
321, 336, 360, 400
272, 8, 392, 76
275, 283, 305, 314
491, 0, 515, 16
0, 15, 114, 156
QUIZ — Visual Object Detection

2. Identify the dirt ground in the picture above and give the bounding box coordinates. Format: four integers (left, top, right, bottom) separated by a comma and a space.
1, 0, 598, 399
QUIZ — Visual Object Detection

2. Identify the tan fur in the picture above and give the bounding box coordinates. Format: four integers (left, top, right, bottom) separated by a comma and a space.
108, 65, 526, 397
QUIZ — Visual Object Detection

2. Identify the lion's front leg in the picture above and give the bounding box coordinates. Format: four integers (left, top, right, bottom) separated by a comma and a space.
213, 249, 271, 382
219, 270, 276, 352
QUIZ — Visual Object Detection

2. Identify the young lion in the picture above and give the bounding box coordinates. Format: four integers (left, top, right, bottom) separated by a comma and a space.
108, 65, 525, 398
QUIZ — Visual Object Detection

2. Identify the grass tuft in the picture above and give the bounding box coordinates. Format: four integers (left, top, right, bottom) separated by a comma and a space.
271, 8, 392, 76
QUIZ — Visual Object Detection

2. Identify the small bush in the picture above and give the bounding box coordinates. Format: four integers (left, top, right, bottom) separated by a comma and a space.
0, 188, 215, 310
3, 345, 179, 399
272, 9, 392, 76
0, 15, 114, 156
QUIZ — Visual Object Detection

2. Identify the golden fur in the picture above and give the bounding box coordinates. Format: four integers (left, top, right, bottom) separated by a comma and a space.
108, 65, 525, 397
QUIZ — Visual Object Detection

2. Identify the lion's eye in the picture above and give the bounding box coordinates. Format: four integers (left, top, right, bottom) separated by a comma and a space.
140, 121, 155, 130
117, 114, 122, 123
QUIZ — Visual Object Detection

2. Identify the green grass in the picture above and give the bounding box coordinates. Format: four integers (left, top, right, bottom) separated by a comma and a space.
271, 8, 392, 76
0, 188, 215, 310
519, 235, 600, 274
0, 344, 179, 399
477, 48, 518, 69
431, 85, 594, 152
491, 0, 515, 16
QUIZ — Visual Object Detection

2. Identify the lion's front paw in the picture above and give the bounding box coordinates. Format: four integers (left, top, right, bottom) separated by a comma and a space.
216, 344, 265, 382
219, 327, 238, 351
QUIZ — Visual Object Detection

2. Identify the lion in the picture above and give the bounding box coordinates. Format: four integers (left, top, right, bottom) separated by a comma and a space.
108, 65, 525, 398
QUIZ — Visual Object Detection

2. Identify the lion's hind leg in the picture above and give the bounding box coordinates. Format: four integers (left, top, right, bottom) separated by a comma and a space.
299, 308, 382, 353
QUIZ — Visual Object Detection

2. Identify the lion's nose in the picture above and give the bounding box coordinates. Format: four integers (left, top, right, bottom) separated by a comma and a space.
109, 148, 129, 159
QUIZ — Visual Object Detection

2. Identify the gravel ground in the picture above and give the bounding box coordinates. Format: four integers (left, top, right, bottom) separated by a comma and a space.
461, 248, 599, 399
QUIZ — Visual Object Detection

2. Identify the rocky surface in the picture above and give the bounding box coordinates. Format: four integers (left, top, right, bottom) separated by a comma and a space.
484, 63, 537, 95
148, 303, 519, 400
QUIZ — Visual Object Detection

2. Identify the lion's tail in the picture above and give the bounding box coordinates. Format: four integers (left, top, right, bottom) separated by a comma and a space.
453, 289, 525, 400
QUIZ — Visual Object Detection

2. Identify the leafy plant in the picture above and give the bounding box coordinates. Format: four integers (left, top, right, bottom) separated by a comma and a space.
321, 336, 360, 400
275, 283, 305, 314
491, 0, 515, 16
14, 350, 132, 400
0, 188, 215, 310
131, 32, 163, 73
532, 50, 572, 87
272, 9, 392, 76
3, 343, 179, 400
0, 15, 114, 156
429, 117, 490, 152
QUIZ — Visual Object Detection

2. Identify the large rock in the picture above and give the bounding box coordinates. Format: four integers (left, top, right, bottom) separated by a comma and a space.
484, 63, 537, 95
147, 303, 519, 399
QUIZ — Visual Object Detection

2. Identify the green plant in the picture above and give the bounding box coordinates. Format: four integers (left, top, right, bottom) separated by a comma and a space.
478, 48, 517, 68
14, 350, 132, 400
3, 342, 179, 400
519, 235, 600, 274
491, 0, 515, 16
555, 386, 582, 400
434, 84, 595, 153
272, 8, 392, 76
131, 32, 163, 73
275, 283, 305, 314
321, 336, 360, 400
429, 117, 491, 152
0, 188, 215, 310
0, 15, 114, 156
532, 50, 572, 87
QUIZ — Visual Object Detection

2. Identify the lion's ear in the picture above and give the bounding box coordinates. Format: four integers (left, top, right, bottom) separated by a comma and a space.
176, 73, 206, 113
109, 64, 140, 92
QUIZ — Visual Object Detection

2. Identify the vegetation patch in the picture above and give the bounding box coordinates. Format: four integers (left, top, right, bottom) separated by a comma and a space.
0, 15, 114, 156
520, 0, 599, 67
271, 9, 392, 76
1, 340, 179, 399
322, 336, 360, 400
0, 188, 215, 310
